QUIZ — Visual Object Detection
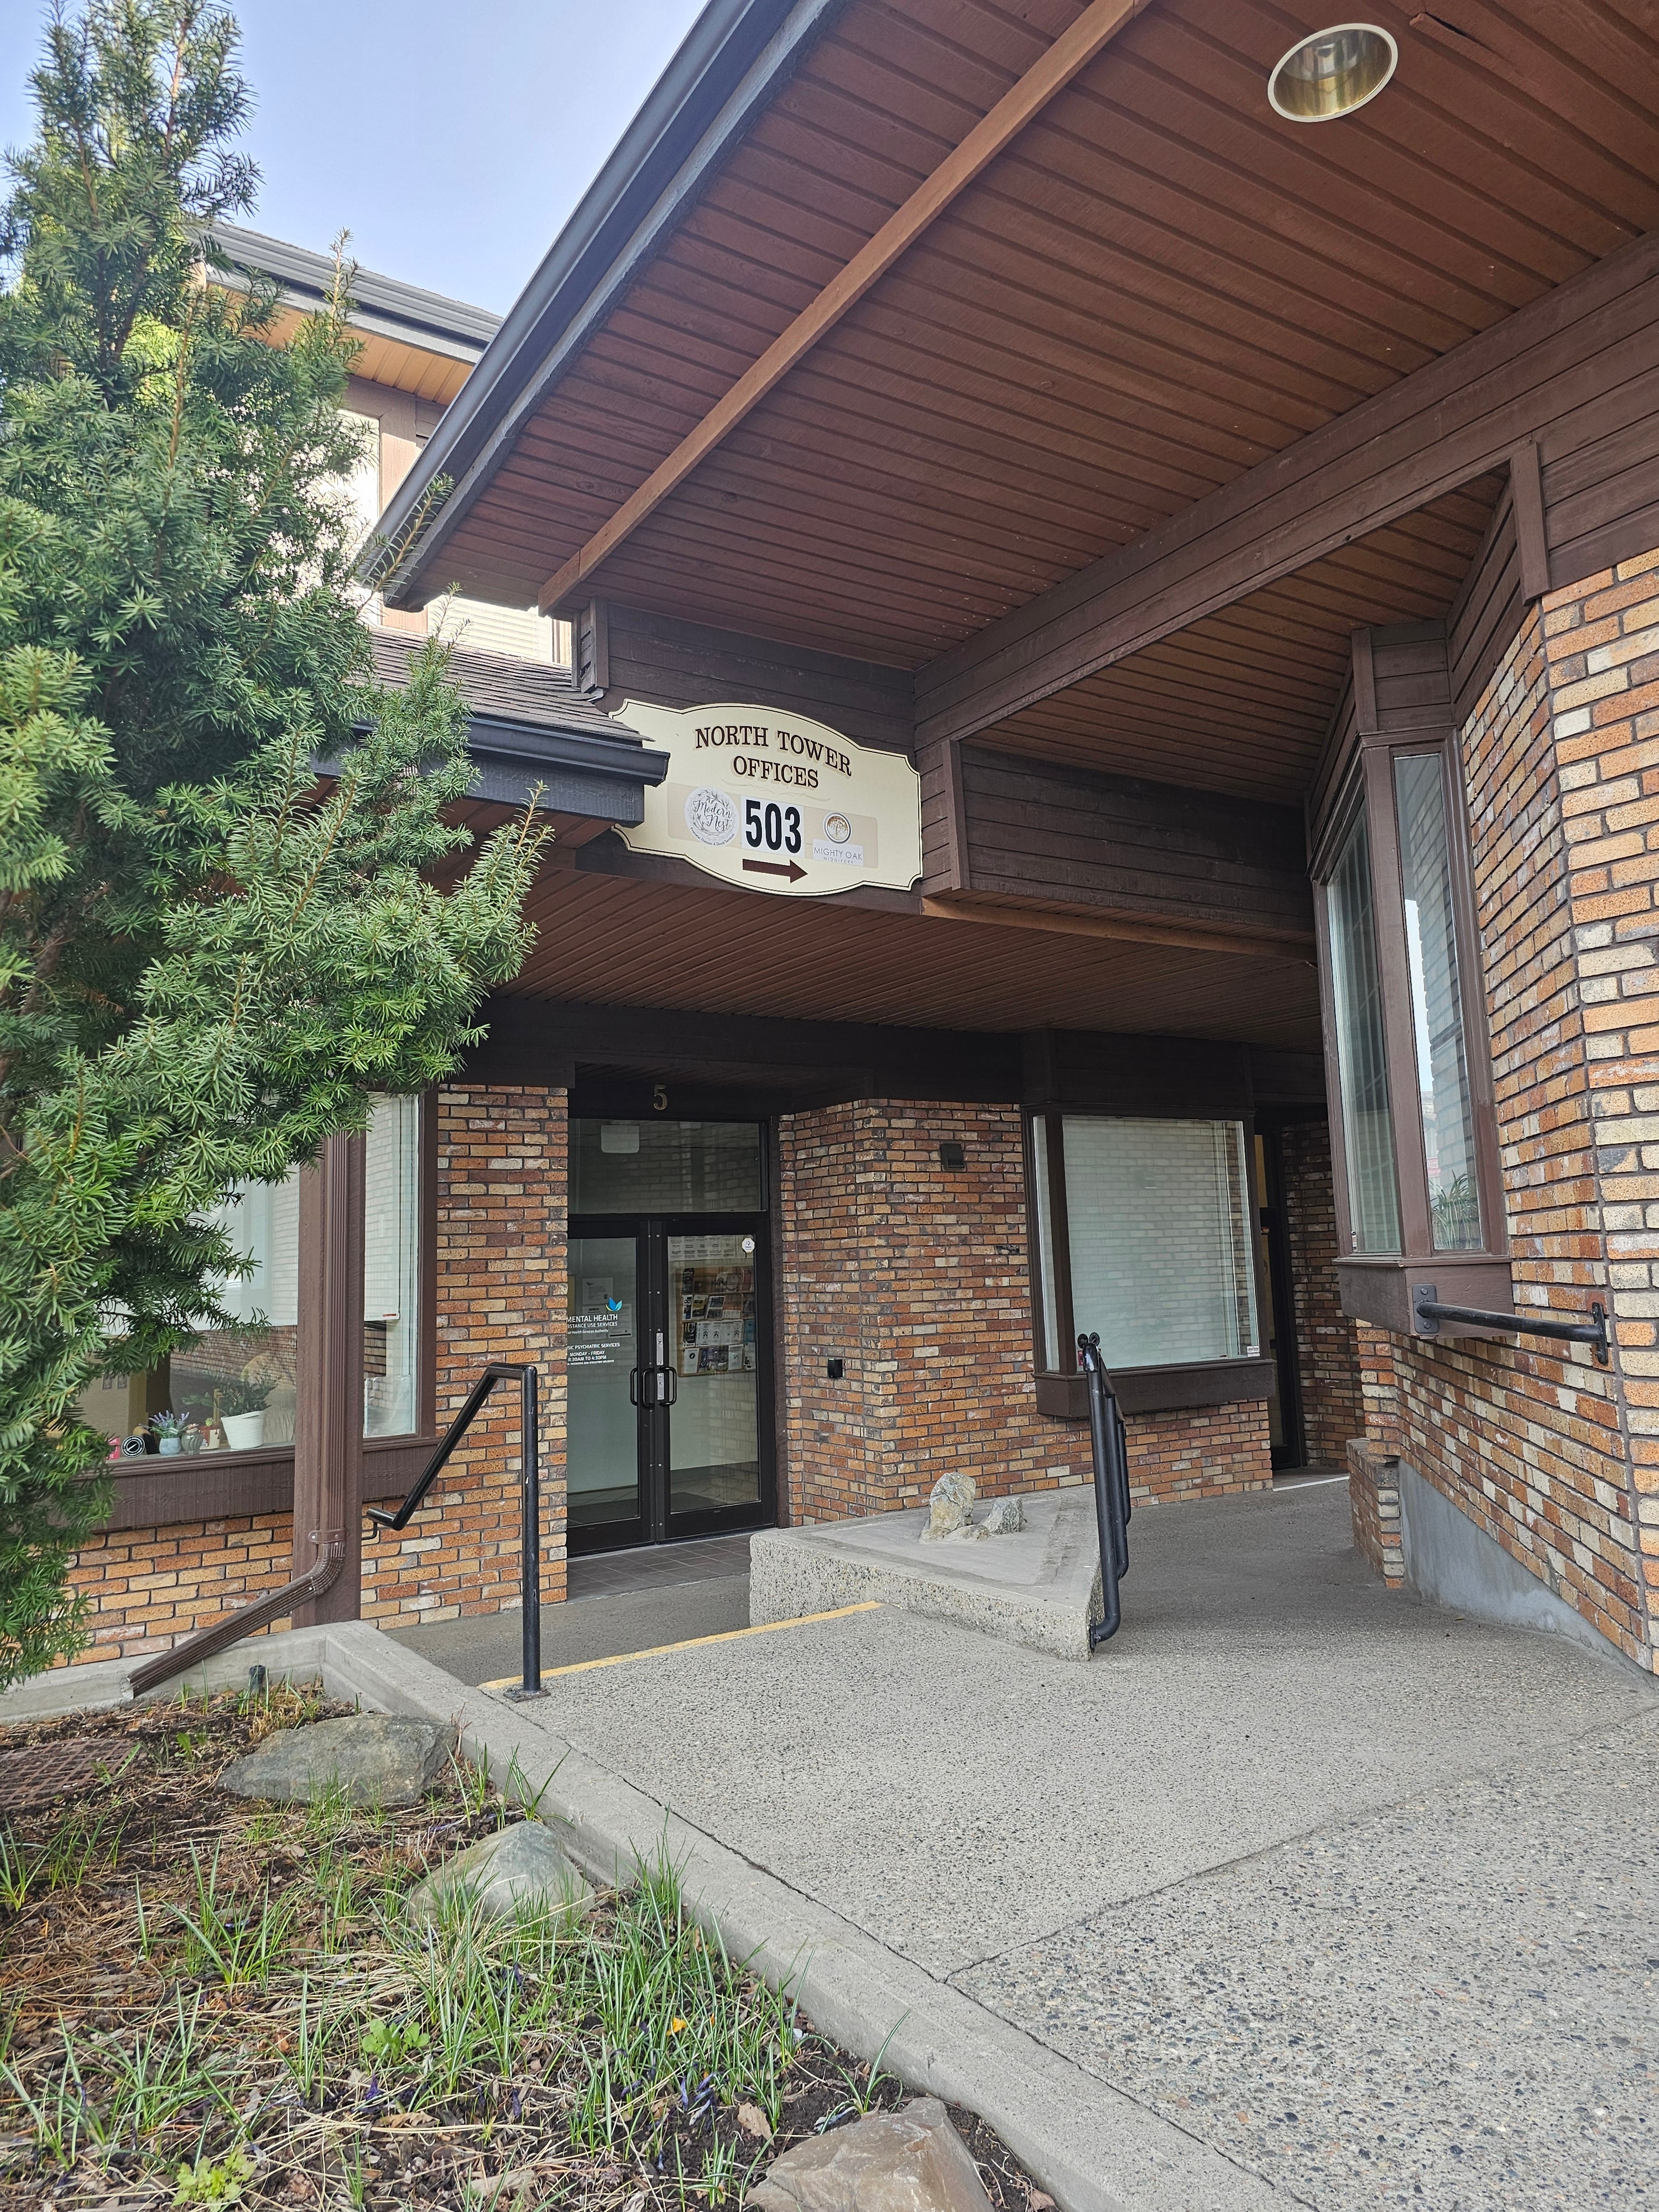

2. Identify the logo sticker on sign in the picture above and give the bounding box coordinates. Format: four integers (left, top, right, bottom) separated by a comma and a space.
614, 700, 921, 898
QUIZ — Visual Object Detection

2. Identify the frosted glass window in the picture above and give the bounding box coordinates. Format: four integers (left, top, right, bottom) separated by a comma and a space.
1395, 753, 1482, 1251
364, 1095, 421, 1437
1060, 1117, 1259, 1370
1327, 808, 1402, 1254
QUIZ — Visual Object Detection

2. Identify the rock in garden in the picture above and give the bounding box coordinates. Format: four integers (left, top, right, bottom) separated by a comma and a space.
920, 1472, 982, 1543
982, 1496, 1025, 1535
221, 1714, 451, 1809
405, 1819, 593, 1927
747, 2098, 994, 2212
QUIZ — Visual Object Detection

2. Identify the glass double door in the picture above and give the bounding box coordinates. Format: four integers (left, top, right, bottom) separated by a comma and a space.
566, 1214, 773, 1552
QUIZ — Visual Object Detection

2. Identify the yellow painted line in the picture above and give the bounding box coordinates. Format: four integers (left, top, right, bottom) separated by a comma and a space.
480, 1601, 882, 1690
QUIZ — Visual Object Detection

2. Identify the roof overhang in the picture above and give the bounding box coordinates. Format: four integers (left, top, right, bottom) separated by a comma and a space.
340, 703, 667, 826
210, 223, 498, 403
364, 0, 1659, 808
367, 0, 842, 606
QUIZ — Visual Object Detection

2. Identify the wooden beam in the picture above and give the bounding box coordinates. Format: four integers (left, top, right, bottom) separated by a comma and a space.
538, 0, 1152, 617
921, 891, 1314, 963
914, 231, 1659, 749
1511, 442, 1551, 603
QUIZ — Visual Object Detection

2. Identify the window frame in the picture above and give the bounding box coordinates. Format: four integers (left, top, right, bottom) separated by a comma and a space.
1310, 708, 1510, 1331
1022, 1105, 1276, 1417
101, 1093, 439, 1527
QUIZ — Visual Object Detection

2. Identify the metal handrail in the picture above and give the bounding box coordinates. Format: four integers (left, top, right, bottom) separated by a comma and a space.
369, 1362, 543, 1696
129, 1531, 346, 1697
1411, 1284, 1609, 1368
1078, 1333, 1131, 1648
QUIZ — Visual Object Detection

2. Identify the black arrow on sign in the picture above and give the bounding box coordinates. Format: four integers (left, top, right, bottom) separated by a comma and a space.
742, 858, 807, 883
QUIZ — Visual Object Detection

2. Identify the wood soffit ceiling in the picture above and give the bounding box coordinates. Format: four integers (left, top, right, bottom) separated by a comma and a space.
435, 0, 1659, 685
978, 474, 1505, 801
505, 857, 1324, 1047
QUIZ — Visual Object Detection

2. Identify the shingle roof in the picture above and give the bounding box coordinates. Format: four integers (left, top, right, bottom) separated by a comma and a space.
367, 628, 633, 739
361, 628, 662, 823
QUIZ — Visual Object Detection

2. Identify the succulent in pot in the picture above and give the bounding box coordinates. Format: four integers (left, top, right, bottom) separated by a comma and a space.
215, 1376, 270, 1453
150, 1410, 189, 1457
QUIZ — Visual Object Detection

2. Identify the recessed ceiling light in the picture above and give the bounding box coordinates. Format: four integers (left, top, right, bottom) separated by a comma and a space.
1267, 23, 1399, 122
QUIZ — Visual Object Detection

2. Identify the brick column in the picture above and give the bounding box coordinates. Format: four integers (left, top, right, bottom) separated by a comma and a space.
1544, 547, 1659, 1657
1280, 1121, 1363, 1464
359, 1084, 567, 1627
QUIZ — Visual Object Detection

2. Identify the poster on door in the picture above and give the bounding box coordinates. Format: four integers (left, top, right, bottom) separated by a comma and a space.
613, 700, 921, 896
568, 1279, 631, 1369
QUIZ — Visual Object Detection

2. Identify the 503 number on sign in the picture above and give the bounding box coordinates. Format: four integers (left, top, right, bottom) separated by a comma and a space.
745, 800, 801, 855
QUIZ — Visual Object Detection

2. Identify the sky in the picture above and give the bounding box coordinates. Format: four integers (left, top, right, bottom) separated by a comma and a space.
0, 0, 710, 314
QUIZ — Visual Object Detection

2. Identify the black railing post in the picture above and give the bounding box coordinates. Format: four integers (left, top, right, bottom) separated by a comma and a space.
368, 1359, 545, 1697
512, 1365, 542, 1700
1079, 1332, 1131, 1649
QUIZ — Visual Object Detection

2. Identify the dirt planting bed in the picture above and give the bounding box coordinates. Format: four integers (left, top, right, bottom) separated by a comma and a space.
0, 1685, 1045, 2210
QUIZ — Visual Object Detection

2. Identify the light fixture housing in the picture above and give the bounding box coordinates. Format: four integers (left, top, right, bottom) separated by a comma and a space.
1267, 23, 1399, 122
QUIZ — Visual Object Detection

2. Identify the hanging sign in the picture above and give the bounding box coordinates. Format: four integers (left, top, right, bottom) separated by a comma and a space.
612, 700, 921, 896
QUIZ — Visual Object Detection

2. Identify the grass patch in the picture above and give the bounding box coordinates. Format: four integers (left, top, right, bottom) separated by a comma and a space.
0, 1684, 1039, 2210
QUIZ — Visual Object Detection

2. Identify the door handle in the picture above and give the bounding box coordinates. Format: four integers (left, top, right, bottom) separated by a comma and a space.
631, 1366, 677, 1407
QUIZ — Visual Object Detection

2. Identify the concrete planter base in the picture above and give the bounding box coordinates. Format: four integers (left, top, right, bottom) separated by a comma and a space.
750, 1489, 1104, 1662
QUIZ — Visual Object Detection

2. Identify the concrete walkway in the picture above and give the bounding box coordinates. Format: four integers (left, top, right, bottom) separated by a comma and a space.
435, 1480, 1657, 2210
384, 1530, 751, 1684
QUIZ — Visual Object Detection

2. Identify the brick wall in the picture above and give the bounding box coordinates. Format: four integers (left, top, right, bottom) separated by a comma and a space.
66, 1514, 296, 1666
1280, 1121, 1364, 1465
778, 1099, 1271, 1521
1350, 563, 1653, 1667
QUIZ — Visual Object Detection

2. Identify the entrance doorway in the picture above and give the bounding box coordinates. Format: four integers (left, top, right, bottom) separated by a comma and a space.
566, 1119, 775, 1553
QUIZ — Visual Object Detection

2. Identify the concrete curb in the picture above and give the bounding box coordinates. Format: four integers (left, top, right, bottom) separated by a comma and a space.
7, 1624, 1279, 2212
320, 1620, 1279, 2212
0, 1628, 331, 1723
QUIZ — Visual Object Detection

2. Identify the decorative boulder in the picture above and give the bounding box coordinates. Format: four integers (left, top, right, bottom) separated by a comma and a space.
982, 1495, 1026, 1535
221, 1714, 451, 1809
747, 2098, 995, 2212
920, 1472, 985, 1544
405, 1820, 593, 1927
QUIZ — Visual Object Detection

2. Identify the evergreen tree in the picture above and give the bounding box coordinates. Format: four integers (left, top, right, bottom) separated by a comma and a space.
0, 0, 540, 1686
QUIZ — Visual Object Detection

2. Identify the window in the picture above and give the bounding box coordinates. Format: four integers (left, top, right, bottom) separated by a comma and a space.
570, 1120, 763, 1213
1395, 753, 1483, 1251
363, 1095, 422, 1436
160, 1096, 429, 1456
1028, 1113, 1260, 1373
1327, 805, 1402, 1253
174, 1172, 302, 1450
1309, 639, 1506, 1325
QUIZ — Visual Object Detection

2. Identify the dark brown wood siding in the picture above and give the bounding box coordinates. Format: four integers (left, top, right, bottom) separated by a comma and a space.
596, 602, 913, 755
1448, 482, 1525, 729
953, 747, 1311, 940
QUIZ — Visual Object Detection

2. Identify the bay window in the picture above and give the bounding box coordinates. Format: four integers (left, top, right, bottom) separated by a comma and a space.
1311, 629, 1507, 1333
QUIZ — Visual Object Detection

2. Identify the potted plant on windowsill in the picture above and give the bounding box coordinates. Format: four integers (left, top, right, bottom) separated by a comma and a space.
150, 1410, 189, 1457
215, 1379, 269, 1453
